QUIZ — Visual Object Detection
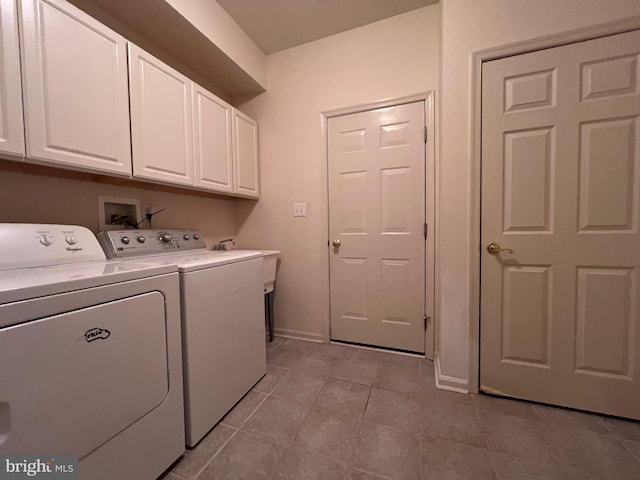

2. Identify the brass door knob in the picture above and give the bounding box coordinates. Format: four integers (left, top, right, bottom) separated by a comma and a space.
332, 239, 341, 248
487, 242, 514, 255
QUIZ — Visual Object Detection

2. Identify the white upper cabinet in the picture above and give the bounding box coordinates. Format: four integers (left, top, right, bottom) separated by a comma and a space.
128, 43, 194, 186
232, 108, 259, 198
0, 0, 25, 157
20, 0, 131, 175
192, 84, 233, 193
7, 0, 259, 197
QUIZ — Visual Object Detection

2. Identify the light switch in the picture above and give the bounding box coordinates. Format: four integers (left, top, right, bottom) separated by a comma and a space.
293, 202, 307, 217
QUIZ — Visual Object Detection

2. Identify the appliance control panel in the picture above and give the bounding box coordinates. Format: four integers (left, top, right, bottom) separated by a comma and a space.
0, 223, 106, 271
98, 229, 207, 258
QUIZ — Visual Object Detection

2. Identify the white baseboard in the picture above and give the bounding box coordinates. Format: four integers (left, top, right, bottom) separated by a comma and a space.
434, 353, 470, 394
274, 327, 324, 343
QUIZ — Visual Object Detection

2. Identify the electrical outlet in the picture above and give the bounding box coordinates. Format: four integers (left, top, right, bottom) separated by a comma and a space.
293, 202, 307, 217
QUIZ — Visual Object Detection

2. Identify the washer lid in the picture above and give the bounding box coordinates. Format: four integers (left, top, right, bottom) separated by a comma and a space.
127, 250, 263, 273
0, 260, 177, 304
178, 250, 262, 272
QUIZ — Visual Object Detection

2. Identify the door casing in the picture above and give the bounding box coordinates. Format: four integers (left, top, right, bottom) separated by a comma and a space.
322, 91, 436, 359
470, 16, 640, 393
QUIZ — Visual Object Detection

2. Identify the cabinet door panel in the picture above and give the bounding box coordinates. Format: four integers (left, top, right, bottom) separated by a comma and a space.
193, 84, 233, 193
232, 109, 259, 198
20, 0, 131, 175
129, 43, 193, 186
0, 0, 24, 157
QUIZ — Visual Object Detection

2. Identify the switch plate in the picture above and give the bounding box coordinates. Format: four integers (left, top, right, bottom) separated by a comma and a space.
293, 202, 307, 217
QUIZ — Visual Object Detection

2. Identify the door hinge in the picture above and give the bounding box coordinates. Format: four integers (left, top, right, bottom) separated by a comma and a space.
424, 223, 428, 239
424, 126, 428, 143
424, 315, 430, 331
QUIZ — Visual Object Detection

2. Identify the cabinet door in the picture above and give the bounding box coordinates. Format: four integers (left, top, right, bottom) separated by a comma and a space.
193, 84, 233, 193
129, 43, 194, 186
20, 0, 131, 175
0, 0, 25, 157
232, 108, 259, 198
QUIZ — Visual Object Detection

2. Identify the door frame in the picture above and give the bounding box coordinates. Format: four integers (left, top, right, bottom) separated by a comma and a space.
321, 91, 436, 359
469, 17, 640, 392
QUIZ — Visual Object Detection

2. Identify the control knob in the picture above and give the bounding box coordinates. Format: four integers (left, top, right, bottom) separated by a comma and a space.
136, 235, 146, 243
65, 235, 77, 245
121, 236, 130, 245
193, 233, 200, 240
158, 233, 173, 244
183, 234, 190, 240
39, 234, 52, 247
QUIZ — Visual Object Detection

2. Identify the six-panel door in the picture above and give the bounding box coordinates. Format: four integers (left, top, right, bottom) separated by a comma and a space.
328, 102, 426, 354
480, 30, 640, 420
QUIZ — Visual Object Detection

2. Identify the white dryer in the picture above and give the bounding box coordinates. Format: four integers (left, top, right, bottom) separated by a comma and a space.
98, 229, 266, 447
0, 224, 185, 480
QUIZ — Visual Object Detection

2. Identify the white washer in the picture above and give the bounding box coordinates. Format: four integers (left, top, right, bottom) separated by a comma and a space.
0, 224, 185, 480
98, 229, 267, 447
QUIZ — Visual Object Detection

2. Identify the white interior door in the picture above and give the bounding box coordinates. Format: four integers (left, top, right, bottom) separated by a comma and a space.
328, 101, 426, 354
480, 30, 640, 419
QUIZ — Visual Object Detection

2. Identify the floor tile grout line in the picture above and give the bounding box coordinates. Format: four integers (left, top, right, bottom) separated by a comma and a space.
418, 435, 428, 480
221, 389, 271, 430
243, 369, 322, 449
599, 417, 634, 443
237, 424, 290, 446
469, 398, 492, 444
597, 416, 615, 436
284, 376, 328, 448
268, 370, 356, 480
192, 426, 241, 480
284, 407, 359, 475
619, 437, 640, 466
549, 420, 634, 470
485, 444, 504, 480
475, 402, 565, 470
344, 384, 373, 474
259, 366, 291, 396
193, 386, 273, 479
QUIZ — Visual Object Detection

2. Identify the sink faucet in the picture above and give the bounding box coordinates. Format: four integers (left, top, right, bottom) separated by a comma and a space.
214, 238, 235, 251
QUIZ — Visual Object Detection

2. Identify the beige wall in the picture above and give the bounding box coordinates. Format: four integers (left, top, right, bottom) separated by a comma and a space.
165, 0, 266, 88
235, 6, 440, 340
0, 166, 237, 247
438, 0, 640, 389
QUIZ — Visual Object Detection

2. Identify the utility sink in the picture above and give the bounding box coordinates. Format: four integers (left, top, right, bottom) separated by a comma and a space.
222, 249, 280, 292
261, 250, 280, 293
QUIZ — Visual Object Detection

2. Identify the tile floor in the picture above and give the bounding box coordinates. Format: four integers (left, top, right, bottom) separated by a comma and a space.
163, 337, 640, 480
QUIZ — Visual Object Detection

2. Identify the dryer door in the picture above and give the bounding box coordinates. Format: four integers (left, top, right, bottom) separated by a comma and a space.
0, 292, 168, 457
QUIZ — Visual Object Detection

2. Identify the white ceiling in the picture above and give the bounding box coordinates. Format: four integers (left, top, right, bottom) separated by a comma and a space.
217, 0, 439, 54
